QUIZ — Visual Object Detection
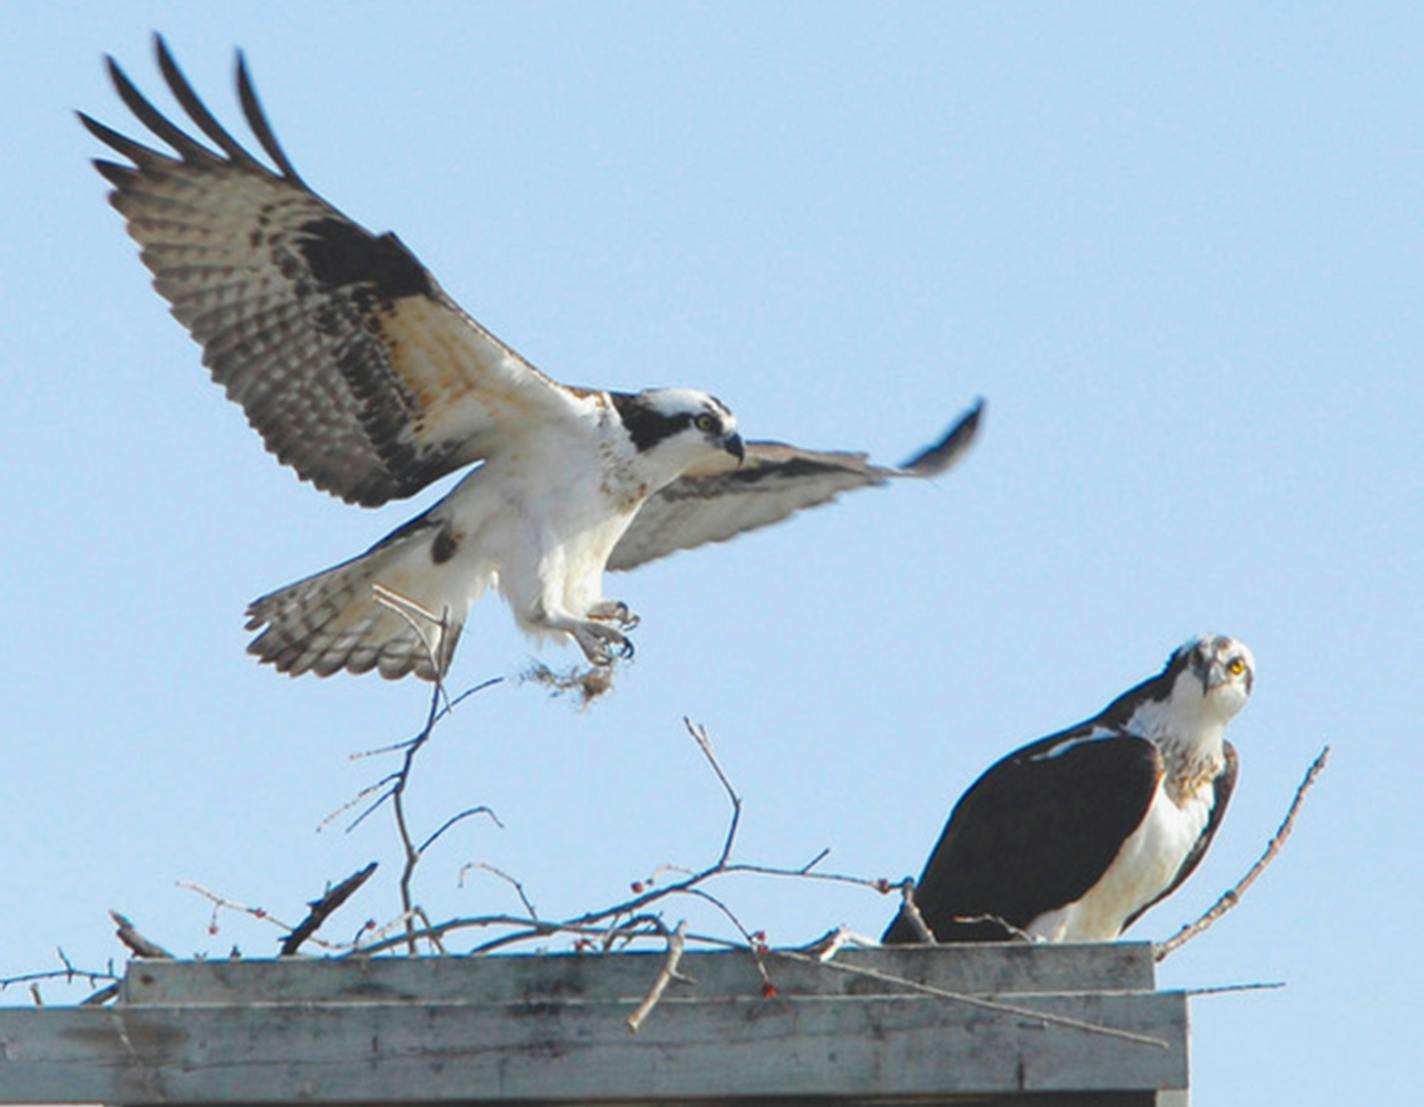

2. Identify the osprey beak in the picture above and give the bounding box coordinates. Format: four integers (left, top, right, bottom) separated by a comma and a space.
723, 432, 746, 466
1202, 660, 1228, 693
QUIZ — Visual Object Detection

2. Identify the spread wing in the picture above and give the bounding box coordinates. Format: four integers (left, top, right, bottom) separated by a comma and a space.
80, 36, 588, 508
607, 399, 982, 571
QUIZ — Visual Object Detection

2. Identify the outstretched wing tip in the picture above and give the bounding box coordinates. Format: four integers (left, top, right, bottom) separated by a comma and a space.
899, 396, 986, 477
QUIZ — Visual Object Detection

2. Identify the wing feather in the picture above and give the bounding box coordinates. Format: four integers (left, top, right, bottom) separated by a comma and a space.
82, 35, 586, 507
884, 728, 1162, 943
607, 399, 982, 571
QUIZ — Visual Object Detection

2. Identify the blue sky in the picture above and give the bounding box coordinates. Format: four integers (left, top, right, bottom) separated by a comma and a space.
4, 4, 1420, 1103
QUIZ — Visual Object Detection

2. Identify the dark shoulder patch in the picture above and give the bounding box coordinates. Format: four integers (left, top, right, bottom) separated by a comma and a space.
298, 218, 434, 301
610, 392, 694, 453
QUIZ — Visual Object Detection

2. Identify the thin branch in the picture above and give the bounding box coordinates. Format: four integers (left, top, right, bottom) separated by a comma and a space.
81, 982, 121, 1006
896, 880, 936, 943
678, 887, 776, 994
349, 721, 898, 960
0, 956, 120, 993
683, 717, 740, 866
625, 920, 689, 1033
419, 806, 503, 854
951, 912, 1035, 942
279, 862, 379, 956
1156, 745, 1330, 961
376, 598, 456, 955
795, 925, 879, 961
1184, 981, 1286, 997
347, 590, 500, 956
178, 880, 303, 941
371, 583, 455, 692
772, 947, 1169, 1049
324, 772, 401, 834
3, 947, 121, 1006
461, 862, 540, 921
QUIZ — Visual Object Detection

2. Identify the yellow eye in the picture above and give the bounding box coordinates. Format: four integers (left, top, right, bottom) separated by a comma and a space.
1228, 657, 1247, 677
694, 413, 718, 433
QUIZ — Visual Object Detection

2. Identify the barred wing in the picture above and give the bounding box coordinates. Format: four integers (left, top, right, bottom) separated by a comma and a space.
80, 36, 588, 508
608, 399, 982, 571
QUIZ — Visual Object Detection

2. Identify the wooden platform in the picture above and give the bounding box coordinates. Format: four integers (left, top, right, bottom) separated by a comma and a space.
0, 943, 1189, 1104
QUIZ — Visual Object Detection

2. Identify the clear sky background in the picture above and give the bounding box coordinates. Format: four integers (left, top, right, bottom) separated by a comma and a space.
4, 4, 1420, 1103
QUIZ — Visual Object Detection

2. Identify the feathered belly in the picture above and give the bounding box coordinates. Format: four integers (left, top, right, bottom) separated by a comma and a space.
451, 468, 643, 631
1035, 786, 1212, 941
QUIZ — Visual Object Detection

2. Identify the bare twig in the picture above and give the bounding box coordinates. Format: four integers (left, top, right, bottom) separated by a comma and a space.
896, 880, 936, 943
773, 948, 1169, 1049
419, 806, 503, 854
351, 721, 897, 960
321, 773, 400, 834
81, 982, 121, 1006
340, 591, 501, 956
1184, 981, 1286, 997
371, 583, 455, 689
1156, 745, 1330, 961
376, 599, 457, 955
683, 717, 740, 867
951, 913, 1036, 942
178, 880, 309, 943
280, 862, 379, 956
796, 925, 880, 961
1, 947, 121, 1004
626, 920, 689, 1033
461, 862, 541, 921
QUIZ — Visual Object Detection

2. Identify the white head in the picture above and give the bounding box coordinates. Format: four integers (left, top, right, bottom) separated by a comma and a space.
1173, 634, 1255, 720
1106, 635, 1255, 751
1127, 634, 1255, 742
610, 388, 744, 475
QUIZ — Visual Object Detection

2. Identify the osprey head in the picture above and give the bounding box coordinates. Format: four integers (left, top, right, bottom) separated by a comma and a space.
611, 388, 744, 467
1169, 634, 1255, 720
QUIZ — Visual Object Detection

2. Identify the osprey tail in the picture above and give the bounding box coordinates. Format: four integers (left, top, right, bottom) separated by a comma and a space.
245, 518, 470, 680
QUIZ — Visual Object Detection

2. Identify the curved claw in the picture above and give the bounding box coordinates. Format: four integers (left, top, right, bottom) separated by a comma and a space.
568, 617, 630, 667
588, 600, 640, 631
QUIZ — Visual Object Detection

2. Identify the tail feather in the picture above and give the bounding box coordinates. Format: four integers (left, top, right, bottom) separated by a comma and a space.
245, 522, 467, 680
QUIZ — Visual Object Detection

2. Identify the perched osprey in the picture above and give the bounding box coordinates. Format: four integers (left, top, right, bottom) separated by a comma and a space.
883, 635, 1253, 944
81, 38, 982, 680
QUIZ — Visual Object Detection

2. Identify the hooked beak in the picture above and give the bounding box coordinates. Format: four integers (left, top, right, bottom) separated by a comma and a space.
723, 433, 746, 466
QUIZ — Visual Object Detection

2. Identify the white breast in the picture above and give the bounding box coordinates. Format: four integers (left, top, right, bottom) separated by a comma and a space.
1028, 782, 1213, 942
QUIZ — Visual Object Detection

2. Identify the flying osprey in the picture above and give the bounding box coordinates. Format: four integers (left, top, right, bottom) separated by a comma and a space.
883, 635, 1253, 944
80, 38, 982, 680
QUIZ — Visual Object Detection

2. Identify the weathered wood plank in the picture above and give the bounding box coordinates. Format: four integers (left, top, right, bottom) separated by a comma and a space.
0, 990, 1187, 1104
121, 943, 1156, 1006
